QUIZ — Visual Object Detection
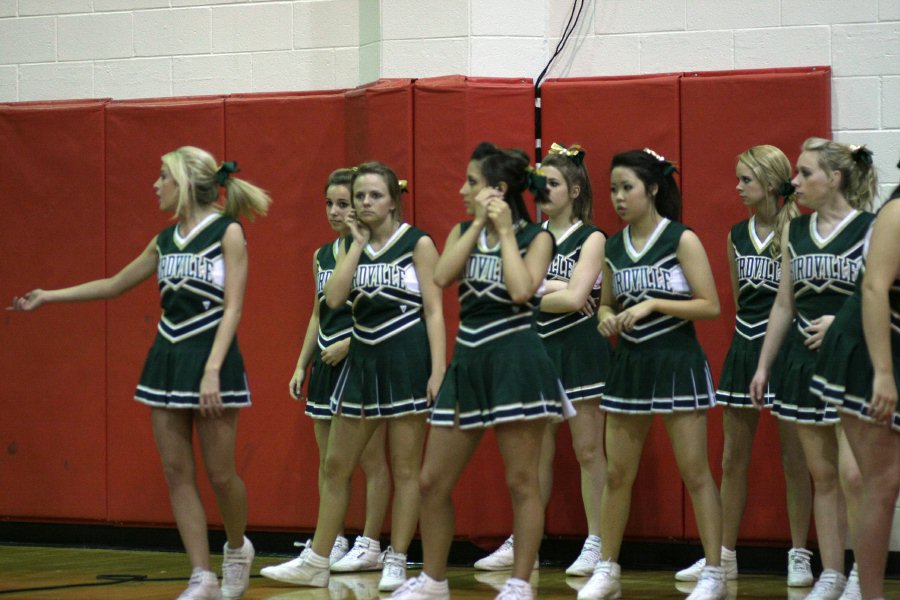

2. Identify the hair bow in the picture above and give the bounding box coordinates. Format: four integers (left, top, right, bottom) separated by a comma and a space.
398, 179, 409, 193
548, 142, 586, 166
643, 148, 677, 176
526, 167, 547, 194
778, 181, 795, 198
215, 161, 238, 186
848, 144, 873, 168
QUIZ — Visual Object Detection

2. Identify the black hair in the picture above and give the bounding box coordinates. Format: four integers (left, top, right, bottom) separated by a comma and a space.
472, 142, 548, 223
610, 149, 681, 222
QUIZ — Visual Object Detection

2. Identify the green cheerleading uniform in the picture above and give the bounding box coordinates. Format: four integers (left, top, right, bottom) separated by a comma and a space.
600, 218, 715, 413
773, 210, 874, 424
430, 221, 568, 429
717, 217, 782, 408
305, 238, 354, 420
810, 199, 900, 431
135, 214, 250, 409
535, 220, 611, 402
330, 223, 432, 418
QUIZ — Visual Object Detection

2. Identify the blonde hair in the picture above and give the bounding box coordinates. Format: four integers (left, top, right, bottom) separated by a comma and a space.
161, 146, 271, 221
737, 145, 799, 257
802, 137, 878, 211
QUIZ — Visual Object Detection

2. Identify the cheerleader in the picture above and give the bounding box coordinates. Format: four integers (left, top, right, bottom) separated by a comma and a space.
473, 143, 610, 577
750, 138, 877, 600
10, 146, 271, 600
260, 162, 445, 593
391, 143, 567, 600
809, 169, 897, 600
261, 168, 390, 577
676, 146, 813, 587
580, 148, 725, 600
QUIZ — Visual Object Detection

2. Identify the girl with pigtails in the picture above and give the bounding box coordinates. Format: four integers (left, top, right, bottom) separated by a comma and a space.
391, 143, 568, 600
10, 146, 271, 600
580, 149, 726, 600
676, 145, 814, 589
750, 138, 878, 600
472, 143, 610, 578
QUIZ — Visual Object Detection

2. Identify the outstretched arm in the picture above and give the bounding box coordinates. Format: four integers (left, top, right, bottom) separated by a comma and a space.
10, 237, 159, 311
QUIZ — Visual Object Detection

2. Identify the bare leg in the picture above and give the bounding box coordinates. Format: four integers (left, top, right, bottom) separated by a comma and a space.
386, 414, 428, 553
196, 409, 247, 549
311, 415, 382, 557
599, 413, 653, 561
837, 424, 863, 550
569, 401, 607, 537
841, 415, 900, 600
665, 411, 722, 567
418, 426, 484, 581
777, 419, 813, 549
539, 421, 560, 509
495, 419, 547, 582
720, 407, 759, 549
795, 423, 846, 573
151, 409, 209, 569
359, 422, 390, 540
312, 419, 331, 499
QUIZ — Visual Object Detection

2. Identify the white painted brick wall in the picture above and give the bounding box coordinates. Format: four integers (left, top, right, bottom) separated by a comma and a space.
58, 13, 134, 62
294, 0, 359, 49
471, 0, 546, 37
832, 23, 900, 77
641, 31, 734, 72
781, 0, 878, 26
212, 3, 292, 53
381, 38, 468, 78
594, 0, 685, 35
0, 0, 16, 18
686, 0, 780, 31
381, 0, 468, 40
471, 36, 547, 78
0, 65, 15, 98
883, 77, 900, 129
0, 17, 56, 64
18, 0, 92, 17
882, 0, 900, 20
94, 57, 172, 99
19, 62, 93, 100
251, 48, 336, 91
134, 8, 211, 57
832, 77, 881, 131
173, 52, 251, 95
733, 26, 830, 70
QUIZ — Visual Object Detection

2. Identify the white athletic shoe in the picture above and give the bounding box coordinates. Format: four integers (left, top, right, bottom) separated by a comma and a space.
685, 566, 727, 600
577, 560, 621, 600
473, 536, 539, 571
221, 536, 254, 600
178, 569, 223, 600
838, 564, 860, 600
675, 548, 737, 581
259, 549, 330, 587
330, 535, 350, 566
787, 548, 814, 587
494, 577, 533, 599
390, 573, 451, 600
331, 536, 383, 572
379, 546, 408, 592
805, 569, 847, 600
566, 536, 602, 577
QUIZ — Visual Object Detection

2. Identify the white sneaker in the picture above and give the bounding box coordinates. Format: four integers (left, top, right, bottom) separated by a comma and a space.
577, 560, 621, 600
331, 536, 383, 572
566, 536, 602, 577
178, 569, 222, 600
221, 536, 254, 600
686, 566, 727, 600
259, 549, 330, 587
330, 535, 350, 566
390, 573, 451, 599
675, 548, 738, 581
379, 546, 408, 592
838, 564, 860, 600
805, 569, 847, 600
473, 536, 539, 571
494, 577, 533, 599
787, 548, 814, 587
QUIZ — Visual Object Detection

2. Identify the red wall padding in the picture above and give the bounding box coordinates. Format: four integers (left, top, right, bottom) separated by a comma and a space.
0, 69, 830, 548
680, 67, 831, 542
104, 97, 227, 524
540, 74, 685, 539
413, 75, 538, 545
0, 101, 109, 521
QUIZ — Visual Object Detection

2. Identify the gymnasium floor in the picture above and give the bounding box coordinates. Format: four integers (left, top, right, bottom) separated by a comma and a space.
2, 544, 898, 599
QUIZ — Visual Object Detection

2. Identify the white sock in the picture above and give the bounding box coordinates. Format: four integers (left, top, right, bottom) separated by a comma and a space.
307, 550, 329, 568
721, 547, 736, 560
586, 534, 601, 545
506, 578, 531, 590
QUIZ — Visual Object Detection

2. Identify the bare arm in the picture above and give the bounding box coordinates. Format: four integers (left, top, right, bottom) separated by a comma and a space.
540, 230, 606, 313
199, 223, 247, 417
290, 251, 323, 400
434, 222, 481, 287
862, 202, 900, 423
10, 237, 159, 310
324, 237, 363, 309
749, 225, 795, 405
597, 261, 620, 337
413, 236, 447, 404
726, 232, 740, 313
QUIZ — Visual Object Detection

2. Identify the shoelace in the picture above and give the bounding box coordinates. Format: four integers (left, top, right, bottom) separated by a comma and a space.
222, 560, 245, 583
